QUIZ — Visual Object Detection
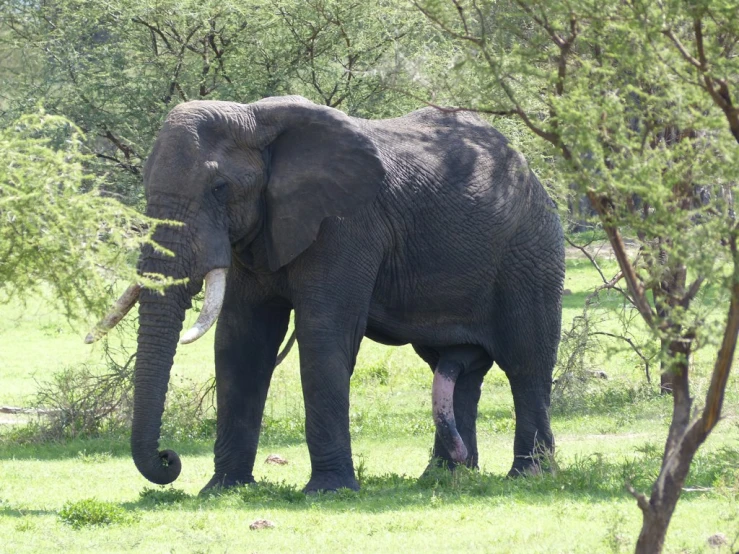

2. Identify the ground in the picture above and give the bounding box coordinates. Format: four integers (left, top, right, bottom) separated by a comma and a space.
0, 249, 737, 553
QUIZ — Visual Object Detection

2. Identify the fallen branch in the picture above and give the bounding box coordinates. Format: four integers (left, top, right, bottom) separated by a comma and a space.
0, 406, 62, 415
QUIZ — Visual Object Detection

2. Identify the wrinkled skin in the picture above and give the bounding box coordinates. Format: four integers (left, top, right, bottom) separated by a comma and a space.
131, 96, 564, 493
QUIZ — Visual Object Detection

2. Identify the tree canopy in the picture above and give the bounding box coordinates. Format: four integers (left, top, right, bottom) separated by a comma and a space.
0, 111, 165, 319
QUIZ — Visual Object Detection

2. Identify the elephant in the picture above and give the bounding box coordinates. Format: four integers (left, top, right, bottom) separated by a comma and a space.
88, 95, 565, 494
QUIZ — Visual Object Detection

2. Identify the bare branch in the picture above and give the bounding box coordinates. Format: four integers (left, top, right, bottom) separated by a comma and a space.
662, 29, 702, 69
132, 17, 174, 54
591, 331, 651, 383
587, 191, 655, 326
626, 483, 651, 514
565, 235, 608, 284
413, 1, 483, 43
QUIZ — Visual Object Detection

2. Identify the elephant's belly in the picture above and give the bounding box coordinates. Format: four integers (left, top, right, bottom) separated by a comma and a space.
364, 325, 409, 346
366, 234, 501, 349
365, 301, 489, 349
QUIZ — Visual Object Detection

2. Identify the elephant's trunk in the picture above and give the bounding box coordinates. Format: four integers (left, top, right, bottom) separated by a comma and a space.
432, 365, 468, 464
131, 283, 189, 485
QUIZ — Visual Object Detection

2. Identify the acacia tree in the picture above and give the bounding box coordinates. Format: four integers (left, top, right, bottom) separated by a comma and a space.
0, 112, 168, 321
1, 0, 431, 205
414, 1, 738, 551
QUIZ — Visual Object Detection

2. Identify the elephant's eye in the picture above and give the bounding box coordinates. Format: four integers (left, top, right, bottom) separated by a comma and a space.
212, 180, 228, 201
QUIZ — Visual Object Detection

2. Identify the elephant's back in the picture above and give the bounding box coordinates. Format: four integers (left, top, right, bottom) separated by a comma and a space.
361, 110, 561, 352
365, 108, 549, 263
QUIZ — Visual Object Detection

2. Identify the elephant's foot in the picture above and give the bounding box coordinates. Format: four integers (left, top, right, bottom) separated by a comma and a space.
199, 472, 255, 496
303, 469, 359, 494
507, 462, 540, 478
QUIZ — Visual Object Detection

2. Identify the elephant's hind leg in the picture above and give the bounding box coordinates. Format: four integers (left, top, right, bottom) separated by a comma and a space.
494, 281, 561, 476
504, 370, 555, 476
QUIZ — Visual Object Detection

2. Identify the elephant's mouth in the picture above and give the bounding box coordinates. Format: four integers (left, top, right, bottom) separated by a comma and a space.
85, 267, 228, 346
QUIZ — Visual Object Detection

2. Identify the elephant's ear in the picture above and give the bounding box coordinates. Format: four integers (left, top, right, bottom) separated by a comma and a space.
260, 102, 386, 271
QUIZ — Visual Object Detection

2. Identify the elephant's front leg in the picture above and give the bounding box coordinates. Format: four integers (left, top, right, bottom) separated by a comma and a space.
295, 311, 367, 493
200, 296, 290, 494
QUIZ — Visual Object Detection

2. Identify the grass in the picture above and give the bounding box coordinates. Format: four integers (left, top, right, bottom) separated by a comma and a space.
0, 252, 738, 552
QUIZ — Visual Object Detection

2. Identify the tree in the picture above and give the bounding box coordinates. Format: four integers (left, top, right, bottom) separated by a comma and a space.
413, 1, 738, 551
1, 0, 434, 205
0, 111, 169, 321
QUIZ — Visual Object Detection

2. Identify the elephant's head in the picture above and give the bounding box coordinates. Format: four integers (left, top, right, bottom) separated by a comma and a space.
89, 96, 385, 485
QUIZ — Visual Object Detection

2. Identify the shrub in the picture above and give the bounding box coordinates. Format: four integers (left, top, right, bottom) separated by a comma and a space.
58, 498, 136, 528
10, 337, 217, 443
139, 487, 190, 505
238, 481, 306, 504
32, 357, 134, 440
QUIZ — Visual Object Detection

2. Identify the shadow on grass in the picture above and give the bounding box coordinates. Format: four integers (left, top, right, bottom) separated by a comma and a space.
0, 436, 215, 461
0, 505, 56, 518
118, 446, 738, 515
1, 447, 735, 523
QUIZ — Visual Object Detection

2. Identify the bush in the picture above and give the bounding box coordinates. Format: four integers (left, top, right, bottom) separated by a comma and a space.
238, 480, 306, 504
58, 498, 136, 528
32, 355, 134, 440
159, 376, 217, 441
9, 335, 218, 443
139, 487, 190, 505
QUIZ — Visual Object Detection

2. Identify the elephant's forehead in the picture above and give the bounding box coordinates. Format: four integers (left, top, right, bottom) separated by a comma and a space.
145, 126, 206, 190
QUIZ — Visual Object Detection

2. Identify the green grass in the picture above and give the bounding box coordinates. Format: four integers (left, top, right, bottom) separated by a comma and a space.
1, 253, 738, 552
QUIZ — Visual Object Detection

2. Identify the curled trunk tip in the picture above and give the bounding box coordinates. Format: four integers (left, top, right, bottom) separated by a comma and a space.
132, 448, 182, 485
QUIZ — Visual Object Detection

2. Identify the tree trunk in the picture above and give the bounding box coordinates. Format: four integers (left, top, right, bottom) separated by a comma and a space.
633, 336, 692, 553
659, 340, 674, 394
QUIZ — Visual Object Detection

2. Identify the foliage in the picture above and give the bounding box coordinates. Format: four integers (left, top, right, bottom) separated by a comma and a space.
58, 498, 137, 528
238, 480, 307, 503
25, 352, 217, 443
138, 486, 191, 504
30, 353, 134, 440
0, 0, 439, 204
159, 375, 218, 441
0, 111, 180, 320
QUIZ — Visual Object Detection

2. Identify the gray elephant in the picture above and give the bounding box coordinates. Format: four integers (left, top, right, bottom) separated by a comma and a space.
90, 96, 565, 493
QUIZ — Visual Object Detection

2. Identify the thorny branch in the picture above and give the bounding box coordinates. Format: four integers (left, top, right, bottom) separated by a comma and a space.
587, 192, 656, 327
591, 331, 652, 383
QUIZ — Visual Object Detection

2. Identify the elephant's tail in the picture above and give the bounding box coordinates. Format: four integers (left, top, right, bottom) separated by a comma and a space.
276, 330, 297, 366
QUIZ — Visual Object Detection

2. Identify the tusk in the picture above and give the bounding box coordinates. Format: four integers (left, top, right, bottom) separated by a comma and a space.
84, 284, 142, 344
180, 268, 227, 345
